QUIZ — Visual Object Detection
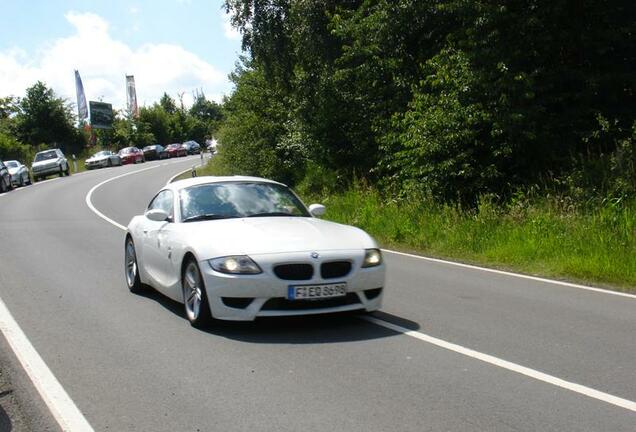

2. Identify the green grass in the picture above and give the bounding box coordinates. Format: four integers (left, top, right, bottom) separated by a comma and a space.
312, 188, 636, 292
180, 157, 636, 292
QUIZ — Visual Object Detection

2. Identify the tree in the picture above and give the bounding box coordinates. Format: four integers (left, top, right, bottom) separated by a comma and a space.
217, 63, 302, 184
139, 104, 172, 144
222, 0, 636, 201
111, 111, 155, 149
159, 93, 177, 115
14, 82, 84, 153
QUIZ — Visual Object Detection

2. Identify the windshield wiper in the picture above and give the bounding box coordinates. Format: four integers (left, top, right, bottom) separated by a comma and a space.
247, 212, 297, 217
182, 214, 236, 222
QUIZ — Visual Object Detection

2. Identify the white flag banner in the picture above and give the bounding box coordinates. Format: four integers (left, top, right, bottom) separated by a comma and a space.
74, 70, 88, 121
126, 75, 139, 118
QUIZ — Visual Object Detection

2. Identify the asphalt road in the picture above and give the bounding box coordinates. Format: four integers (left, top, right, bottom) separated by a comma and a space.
0, 157, 634, 431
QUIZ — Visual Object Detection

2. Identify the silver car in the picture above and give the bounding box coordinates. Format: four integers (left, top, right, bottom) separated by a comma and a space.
85, 150, 122, 169
4, 160, 31, 187
31, 149, 70, 181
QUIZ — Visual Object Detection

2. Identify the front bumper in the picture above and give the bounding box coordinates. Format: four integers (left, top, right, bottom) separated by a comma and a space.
9, 173, 21, 185
32, 164, 60, 176
199, 250, 385, 321
86, 159, 107, 168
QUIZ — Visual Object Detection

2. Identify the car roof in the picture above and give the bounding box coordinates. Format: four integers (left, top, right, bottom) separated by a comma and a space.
166, 175, 284, 192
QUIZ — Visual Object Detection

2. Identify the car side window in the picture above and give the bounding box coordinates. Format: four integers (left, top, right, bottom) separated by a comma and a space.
147, 190, 174, 220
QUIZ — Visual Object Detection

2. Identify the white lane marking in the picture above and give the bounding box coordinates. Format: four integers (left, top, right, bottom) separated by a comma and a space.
85, 166, 159, 230
166, 167, 194, 185
165, 154, 209, 185
363, 315, 636, 412
0, 297, 94, 431
86, 158, 198, 231
383, 249, 636, 299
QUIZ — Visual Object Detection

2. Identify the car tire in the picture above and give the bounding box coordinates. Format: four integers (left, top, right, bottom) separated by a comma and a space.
125, 237, 144, 294
19, 175, 24, 187
182, 259, 212, 328
58, 165, 64, 177
108, 159, 112, 167
65, 163, 70, 176
0, 178, 7, 193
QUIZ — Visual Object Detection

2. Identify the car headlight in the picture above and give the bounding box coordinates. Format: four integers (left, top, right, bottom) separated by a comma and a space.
362, 248, 382, 268
209, 255, 262, 274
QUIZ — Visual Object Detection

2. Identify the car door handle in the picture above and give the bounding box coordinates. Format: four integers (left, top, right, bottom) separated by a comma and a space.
143, 229, 148, 234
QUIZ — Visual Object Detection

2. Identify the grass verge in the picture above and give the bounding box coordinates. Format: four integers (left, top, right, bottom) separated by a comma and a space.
184, 157, 636, 292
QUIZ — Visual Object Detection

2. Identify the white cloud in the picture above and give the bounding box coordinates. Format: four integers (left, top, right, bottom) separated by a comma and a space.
222, 11, 241, 41
0, 11, 227, 111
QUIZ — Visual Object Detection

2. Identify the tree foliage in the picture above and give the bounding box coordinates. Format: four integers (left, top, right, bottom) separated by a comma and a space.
13, 82, 84, 154
221, 0, 636, 202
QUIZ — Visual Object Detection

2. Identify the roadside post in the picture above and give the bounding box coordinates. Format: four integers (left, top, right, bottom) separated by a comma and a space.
72, 154, 78, 173
191, 165, 197, 178
200, 151, 204, 166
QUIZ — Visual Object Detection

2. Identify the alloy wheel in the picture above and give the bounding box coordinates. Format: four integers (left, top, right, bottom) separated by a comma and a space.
125, 240, 138, 288
183, 262, 203, 321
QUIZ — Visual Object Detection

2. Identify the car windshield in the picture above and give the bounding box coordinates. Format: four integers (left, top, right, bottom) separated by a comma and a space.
121, 148, 134, 154
180, 182, 310, 222
94, 151, 109, 157
5, 161, 18, 168
34, 151, 57, 162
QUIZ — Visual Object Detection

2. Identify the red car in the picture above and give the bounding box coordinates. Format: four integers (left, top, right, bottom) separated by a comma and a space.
166, 143, 187, 158
119, 147, 145, 164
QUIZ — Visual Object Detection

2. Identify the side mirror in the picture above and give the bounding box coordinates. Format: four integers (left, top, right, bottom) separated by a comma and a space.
308, 203, 326, 217
145, 209, 170, 222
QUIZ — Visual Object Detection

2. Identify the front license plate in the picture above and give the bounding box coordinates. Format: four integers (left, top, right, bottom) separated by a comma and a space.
287, 283, 347, 300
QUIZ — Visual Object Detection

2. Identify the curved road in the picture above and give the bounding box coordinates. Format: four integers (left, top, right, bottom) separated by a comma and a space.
0, 157, 634, 431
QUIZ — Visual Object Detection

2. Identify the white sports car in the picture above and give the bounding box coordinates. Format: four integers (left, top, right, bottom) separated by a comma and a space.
125, 176, 385, 327
85, 150, 121, 169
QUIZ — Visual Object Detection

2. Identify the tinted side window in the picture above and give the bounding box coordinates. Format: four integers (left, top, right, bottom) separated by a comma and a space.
148, 190, 174, 219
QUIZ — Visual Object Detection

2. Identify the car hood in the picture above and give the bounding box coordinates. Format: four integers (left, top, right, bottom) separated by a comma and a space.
176, 217, 377, 258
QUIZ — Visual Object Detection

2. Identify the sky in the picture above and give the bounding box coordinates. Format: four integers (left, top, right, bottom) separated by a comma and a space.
0, 0, 243, 112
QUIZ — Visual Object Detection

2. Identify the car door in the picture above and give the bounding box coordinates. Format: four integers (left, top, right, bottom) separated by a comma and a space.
141, 190, 175, 291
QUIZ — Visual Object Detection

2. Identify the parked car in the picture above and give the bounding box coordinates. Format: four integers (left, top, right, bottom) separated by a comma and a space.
4, 160, 31, 186
0, 160, 12, 192
125, 176, 386, 327
142, 145, 168, 161
182, 140, 201, 155
166, 143, 187, 158
119, 147, 145, 165
85, 150, 121, 169
31, 149, 70, 181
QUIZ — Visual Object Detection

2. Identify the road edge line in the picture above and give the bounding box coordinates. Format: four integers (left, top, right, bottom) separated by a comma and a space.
362, 315, 636, 412
0, 297, 94, 431
382, 249, 636, 299
84, 166, 161, 231
165, 153, 209, 185
86, 158, 202, 232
